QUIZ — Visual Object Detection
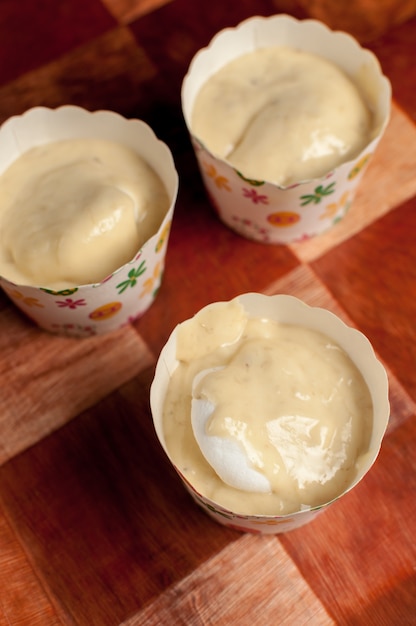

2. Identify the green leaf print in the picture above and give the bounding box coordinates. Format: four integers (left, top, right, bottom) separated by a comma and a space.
300, 182, 336, 206
116, 261, 147, 294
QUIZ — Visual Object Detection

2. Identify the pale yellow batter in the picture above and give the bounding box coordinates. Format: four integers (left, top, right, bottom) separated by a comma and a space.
163, 300, 373, 516
0, 138, 170, 289
191, 46, 373, 185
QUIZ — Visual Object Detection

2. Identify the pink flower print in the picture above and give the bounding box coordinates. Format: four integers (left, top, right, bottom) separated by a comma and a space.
242, 188, 269, 204
231, 216, 272, 243
56, 298, 87, 309
51, 322, 96, 337
100, 273, 115, 284
293, 233, 312, 243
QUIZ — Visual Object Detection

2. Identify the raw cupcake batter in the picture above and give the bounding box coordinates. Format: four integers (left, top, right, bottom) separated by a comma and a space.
162, 299, 373, 516
191, 46, 373, 185
0, 138, 170, 289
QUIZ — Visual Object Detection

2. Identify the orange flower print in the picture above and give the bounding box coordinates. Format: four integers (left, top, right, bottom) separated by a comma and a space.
155, 220, 171, 253
5, 288, 44, 308
203, 163, 231, 191
320, 191, 350, 220
140, 261, 162, 297
348, 153, 372, 180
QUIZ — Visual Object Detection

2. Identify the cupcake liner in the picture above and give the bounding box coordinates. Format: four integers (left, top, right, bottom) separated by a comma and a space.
182, 15, 391, 244
150, 293, 390, 534
0, 106, 179, 337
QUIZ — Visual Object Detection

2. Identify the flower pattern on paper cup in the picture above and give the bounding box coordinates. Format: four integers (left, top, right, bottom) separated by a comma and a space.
203, 162, 231, 191
0, 106, 179, 337
183, 15, 391, 245
242, 187, 269, 205
231, 216, 271, 242
194, 142, 376, 244
155, 220, 172, 253
0, 212, 174, 337
56, 298, 86, 309
299, 182, 336, 206
185, 472, 324, 534
320, 190, 352, 221
3, 287, 44, 308
348, 153, 372, 179
140, 261, 162, 298
116, 261, 147, 294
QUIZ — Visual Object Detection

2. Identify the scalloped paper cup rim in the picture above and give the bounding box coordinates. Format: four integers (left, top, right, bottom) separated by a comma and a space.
0, 106, 179, 337
182, 14, 391, 142
150, 293, 390, 533
181, 15, 391, 244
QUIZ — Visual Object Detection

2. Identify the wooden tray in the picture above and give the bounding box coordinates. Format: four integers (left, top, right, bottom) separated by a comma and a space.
0, 1, 415, 624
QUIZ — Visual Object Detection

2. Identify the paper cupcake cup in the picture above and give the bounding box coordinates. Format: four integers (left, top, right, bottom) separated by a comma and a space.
150, 293, 390, 534
182, 15, 391, 244
0, 106, 179, 337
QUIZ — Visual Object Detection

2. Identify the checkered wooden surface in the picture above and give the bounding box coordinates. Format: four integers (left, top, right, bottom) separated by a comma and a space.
0, 1, 415, 624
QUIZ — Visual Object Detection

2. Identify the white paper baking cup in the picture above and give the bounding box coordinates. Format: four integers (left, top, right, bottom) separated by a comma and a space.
182, 15, 391, 244
150, 293, 390, 534
0, 106, 179, 337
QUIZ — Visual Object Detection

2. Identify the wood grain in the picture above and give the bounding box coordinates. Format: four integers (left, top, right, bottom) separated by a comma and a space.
297, 0, 416, 41
265, 264, 416, 434
280, 415, 416, 625
0, 508, 65, 625
0, 373, 239, 625
124, 535, 335, 625
102, 0, 173, 23
368, 17, 416, 122
0, 0, 115, 85
0, 27, 157, 124
0, 305, 153, 464
312, 196, 416, 399
0, 1, 415, 624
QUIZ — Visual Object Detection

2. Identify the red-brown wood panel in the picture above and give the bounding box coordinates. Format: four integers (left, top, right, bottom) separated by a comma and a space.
0, 1, 415, 624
